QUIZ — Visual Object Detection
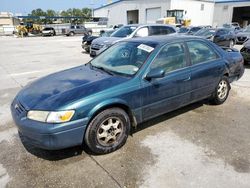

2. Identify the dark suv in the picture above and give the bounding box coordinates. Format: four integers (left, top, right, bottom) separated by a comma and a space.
63, 25, 92, 36
90, 24, 176, 57
195, 28, 236, 48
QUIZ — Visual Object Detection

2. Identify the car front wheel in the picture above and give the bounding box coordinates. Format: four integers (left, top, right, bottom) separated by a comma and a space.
210, 76, 230, 105
84, 108, 131, 154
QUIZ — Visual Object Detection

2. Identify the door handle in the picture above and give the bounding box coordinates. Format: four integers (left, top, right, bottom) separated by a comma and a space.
183, 76, 191, 82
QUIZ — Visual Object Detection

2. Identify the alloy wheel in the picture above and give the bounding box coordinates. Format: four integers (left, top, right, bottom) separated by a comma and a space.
97, 117, 124, 147
217, 80, 228, 100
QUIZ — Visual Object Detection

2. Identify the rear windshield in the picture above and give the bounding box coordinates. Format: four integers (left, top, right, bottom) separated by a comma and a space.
43, 28, 52, 31
111, 26, 138, 38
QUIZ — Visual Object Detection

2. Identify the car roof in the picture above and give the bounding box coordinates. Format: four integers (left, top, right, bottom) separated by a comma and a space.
124, 24, 175, 28
123, 34, 204, 46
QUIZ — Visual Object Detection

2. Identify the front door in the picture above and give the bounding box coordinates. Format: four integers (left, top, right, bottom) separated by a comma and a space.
141, 42, 192, 121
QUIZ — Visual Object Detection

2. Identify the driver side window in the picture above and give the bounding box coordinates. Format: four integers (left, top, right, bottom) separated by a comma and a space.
134, 27, 149, 37
150, 43, 187, 73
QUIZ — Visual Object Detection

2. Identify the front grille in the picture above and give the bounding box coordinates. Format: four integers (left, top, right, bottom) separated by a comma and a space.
237, 36, 247, 42
12, 100, 27, 117
91, 44, 104, 50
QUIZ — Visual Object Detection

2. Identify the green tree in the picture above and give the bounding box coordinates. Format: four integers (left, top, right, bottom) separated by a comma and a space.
46, 9, 57, 24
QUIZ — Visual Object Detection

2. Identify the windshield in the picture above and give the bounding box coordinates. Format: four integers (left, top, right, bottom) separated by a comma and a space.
111, 26, 138, 38
189, 27, 201, 33
101, 30, 114, 37
178, 27, 189, 33
243, 27, 250, 33
195, 28, 215, 37
90, 42, 156, 76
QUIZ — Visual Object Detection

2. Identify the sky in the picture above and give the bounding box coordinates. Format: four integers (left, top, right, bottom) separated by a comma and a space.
0, 0, 117, 15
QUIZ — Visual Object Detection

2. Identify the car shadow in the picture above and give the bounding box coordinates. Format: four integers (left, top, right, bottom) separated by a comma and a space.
244, 63, 250, 69
81, 51, 89, 55
20, 99, 208, 161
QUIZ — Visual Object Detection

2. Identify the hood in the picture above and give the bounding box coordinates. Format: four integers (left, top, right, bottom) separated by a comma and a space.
237, 32, 250, 37
92, 37, 122, 46
17, 65, 129, 110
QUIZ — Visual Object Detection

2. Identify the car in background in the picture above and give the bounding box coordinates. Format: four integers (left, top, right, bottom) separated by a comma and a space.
178, 26, 203, 35
236, 26, 250, 44
90, 24, 176, 57
11, 35, 244, 154
42, 27, 56, 37
195, 28, 236, 48
82, 29, 115, 53
223, 23, 241, 33
63, 25, 92, 36
240, 40, 250, 64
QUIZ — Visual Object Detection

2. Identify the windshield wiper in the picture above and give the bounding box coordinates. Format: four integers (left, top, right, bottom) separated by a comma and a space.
90, 63, 114, 76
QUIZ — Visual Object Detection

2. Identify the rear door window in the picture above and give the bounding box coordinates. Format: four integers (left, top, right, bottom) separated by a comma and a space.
186, 41, 218, 65
150, 26, 161, 35
150, 26, 175, 35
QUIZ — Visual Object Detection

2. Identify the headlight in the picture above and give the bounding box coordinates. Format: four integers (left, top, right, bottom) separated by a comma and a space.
27, 110, 75, 123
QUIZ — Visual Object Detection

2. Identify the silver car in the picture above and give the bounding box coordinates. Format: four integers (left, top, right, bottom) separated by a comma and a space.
90, 24, 176, 57
236, 26, 250, 44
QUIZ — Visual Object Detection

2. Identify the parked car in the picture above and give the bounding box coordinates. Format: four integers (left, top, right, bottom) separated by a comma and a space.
90, 24, 176, 57
236, 26, 250, 44
11, 35, 244, 154
63, 25, 92, 36
223, 23, 241, 33
82, 29, 115, 53
195, 28, 236, 48
178, 26, 203, 35
240, 40, 250, 64
42, 27, 56, 36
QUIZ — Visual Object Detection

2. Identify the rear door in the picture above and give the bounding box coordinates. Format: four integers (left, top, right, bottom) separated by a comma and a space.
186, 40, 224, 102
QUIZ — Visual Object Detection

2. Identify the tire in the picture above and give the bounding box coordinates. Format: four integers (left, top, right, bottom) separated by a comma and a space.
70, 31, 74, 36
85, 108, 131, 154
210, 76, 230, 105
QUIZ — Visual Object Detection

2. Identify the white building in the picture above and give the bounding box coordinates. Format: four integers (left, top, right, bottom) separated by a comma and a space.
214, 0, 250, 28
94, 0, 250, 27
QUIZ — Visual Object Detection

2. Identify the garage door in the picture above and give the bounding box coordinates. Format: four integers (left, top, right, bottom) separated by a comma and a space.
146, 7, 161, 24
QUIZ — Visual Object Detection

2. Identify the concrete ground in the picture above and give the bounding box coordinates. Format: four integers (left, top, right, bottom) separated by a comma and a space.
0, 36, 250, 188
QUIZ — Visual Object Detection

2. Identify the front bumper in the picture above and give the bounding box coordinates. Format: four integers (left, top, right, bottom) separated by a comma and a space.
82, 42, 90, 52
236, 37, 248, 44
90, 45, 108, 57
241, 52, 250, 62
11, 101, 88, 150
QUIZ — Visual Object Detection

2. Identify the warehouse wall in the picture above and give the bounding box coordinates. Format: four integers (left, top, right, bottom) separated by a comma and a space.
213, 2, 250, 27
170, 0, 214, 26
94, 0, 171, 26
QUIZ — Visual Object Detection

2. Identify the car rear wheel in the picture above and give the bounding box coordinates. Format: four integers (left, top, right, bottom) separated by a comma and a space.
210, 76, 230, 105
84, 108, 130, 154
70, 32, 74, 36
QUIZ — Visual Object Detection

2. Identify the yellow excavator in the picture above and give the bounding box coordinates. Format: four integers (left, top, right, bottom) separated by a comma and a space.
16, 22, 43, 37
156, 9, 191, 27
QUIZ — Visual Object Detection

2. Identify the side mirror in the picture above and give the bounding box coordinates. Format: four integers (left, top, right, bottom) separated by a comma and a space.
145, 68, 165, 81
